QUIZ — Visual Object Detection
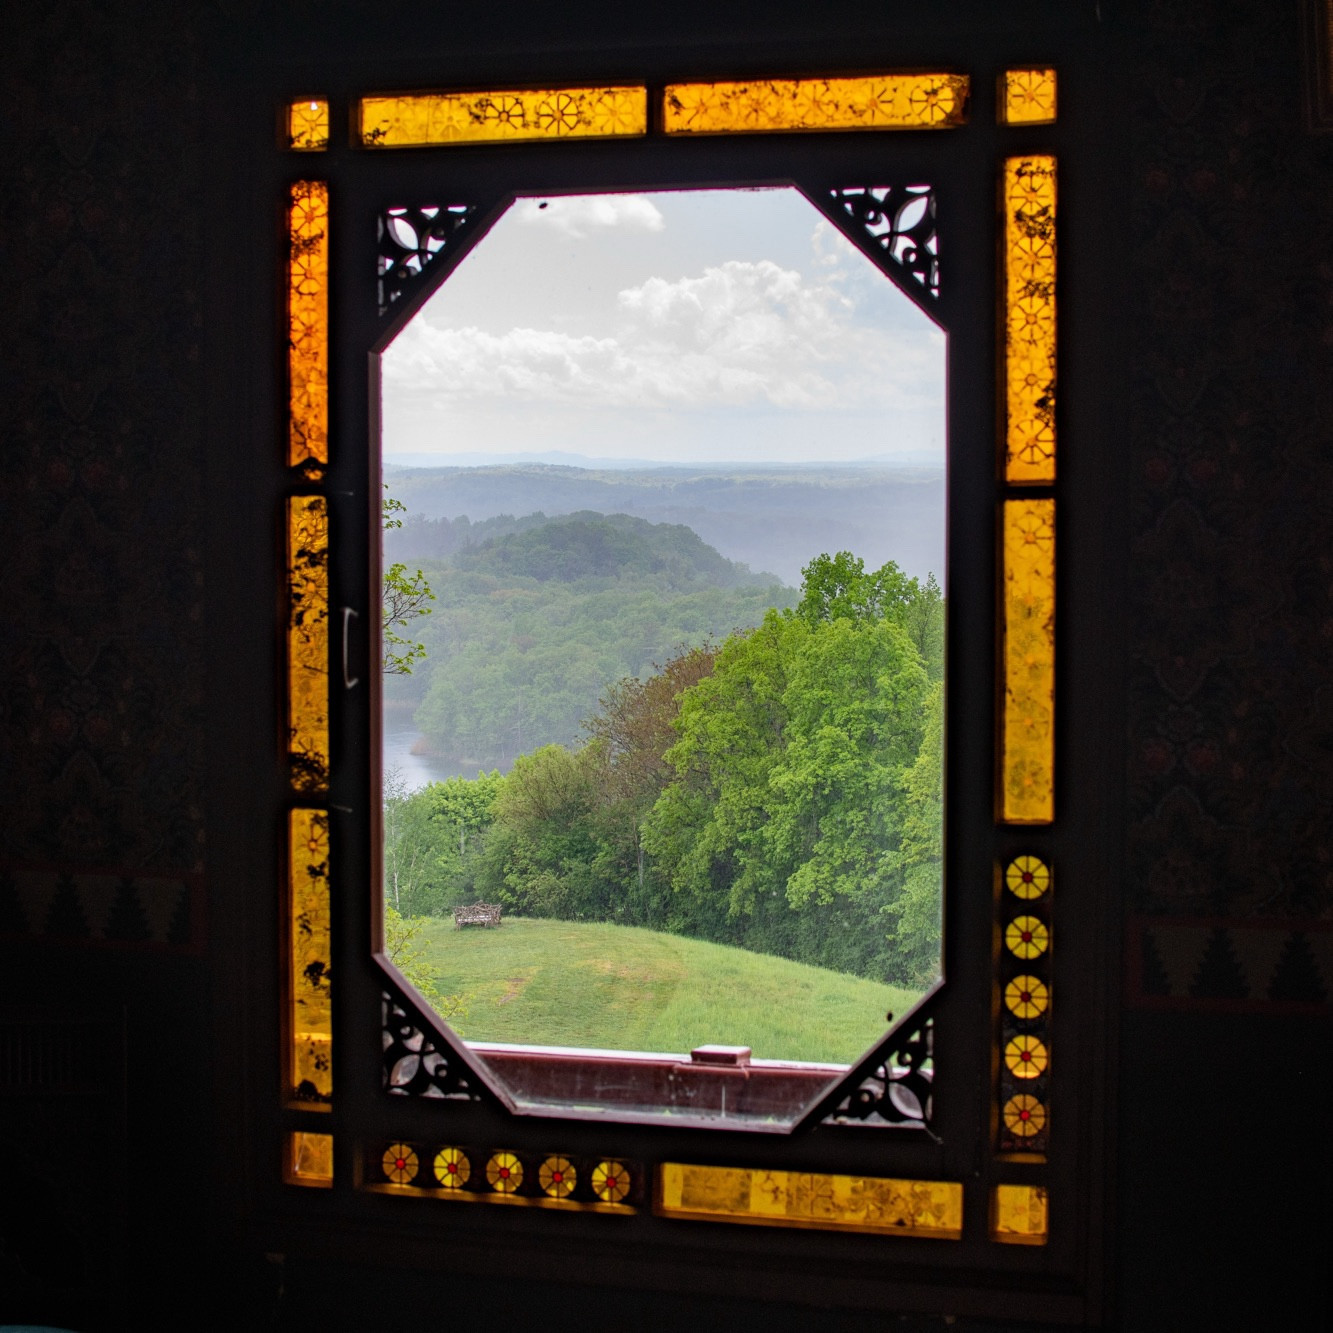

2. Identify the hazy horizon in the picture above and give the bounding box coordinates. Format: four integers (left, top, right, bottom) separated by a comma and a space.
380, 188, 946, 468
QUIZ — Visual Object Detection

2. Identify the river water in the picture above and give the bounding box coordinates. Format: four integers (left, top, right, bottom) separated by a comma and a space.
382, 714, 505, 792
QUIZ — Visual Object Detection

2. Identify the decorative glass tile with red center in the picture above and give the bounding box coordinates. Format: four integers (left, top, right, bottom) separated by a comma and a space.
486, 1151, 523, 1193
382, 1142, 419, 1185
591, 1160, 632, 1204
539, 1155, 577, 1199
1004, 975, 1049, 1019
1004, 1034, 1049, 1079
1002, 1094, 1047, 1138
1004, 855, 1050, 900
433, 1146, 470, 1189
1005, 915, 1049, 959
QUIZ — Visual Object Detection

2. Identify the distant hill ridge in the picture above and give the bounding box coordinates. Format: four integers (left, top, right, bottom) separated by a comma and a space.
383, 461, 945, 587
454, 511, 770, 589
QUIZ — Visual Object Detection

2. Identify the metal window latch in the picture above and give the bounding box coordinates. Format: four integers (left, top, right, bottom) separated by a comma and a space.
341, 607, 360, 689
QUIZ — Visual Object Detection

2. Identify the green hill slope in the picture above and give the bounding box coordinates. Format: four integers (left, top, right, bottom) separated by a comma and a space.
394, 512, 798, 766
413, 915, 921, 1064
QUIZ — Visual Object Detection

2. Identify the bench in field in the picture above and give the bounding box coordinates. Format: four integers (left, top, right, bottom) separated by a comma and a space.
453, 902, 502, 930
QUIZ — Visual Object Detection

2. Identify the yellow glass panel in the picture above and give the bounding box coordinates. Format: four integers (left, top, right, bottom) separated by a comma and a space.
288, 808, 332, 1103
1002, 1093, 1047, 1139
486, 1150, 524, 1193
657, 1164, 962, 1238
288, 496, 330, 791
1005, 915, 1050, 960
434, 1146, 471, 1190
359, 87, 647, 147
991, 1184, 1048, 1245
288, 181, 329, 472
664, 74, 968, 135
1004, 1034, 1049, 1079
1001, 498, 1055, 822
289, 99, 330, 150
1004, 975, 1050, 1019
1001, 69, 1057, 125
287, 1131, 333, 1186
383, 1142, 419, 1185
1005, 854, 1051, 899
1003, 156, 1057, 483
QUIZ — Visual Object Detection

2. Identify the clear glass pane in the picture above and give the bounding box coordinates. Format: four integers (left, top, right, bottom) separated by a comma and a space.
377, 188, 946, 1128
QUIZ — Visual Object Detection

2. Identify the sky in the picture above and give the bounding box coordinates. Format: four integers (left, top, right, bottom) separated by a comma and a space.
379, 188, 946, 468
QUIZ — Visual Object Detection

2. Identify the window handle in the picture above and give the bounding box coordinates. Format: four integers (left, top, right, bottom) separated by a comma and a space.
341, 607, 360, 689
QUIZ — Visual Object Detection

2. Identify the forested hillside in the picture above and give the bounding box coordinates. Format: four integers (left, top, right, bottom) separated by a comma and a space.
385, 550, 944, 988
386, 511, 795, 767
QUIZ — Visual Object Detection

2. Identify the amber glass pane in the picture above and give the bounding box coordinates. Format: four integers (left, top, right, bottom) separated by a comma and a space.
288, 496, 330, 791
289, 100, 331, 150
1000, 69, 1057, 125
359, 87, 647, 147
1003, 157, 1057, 483
289, 181, 329, 472
664, 74, 968, 135
991, 1184, 1048, 1244
289, 808, 332, 1103
657, 1164, 962, 1238
287, 1131, 333, 1186
1001, 498, 1055, 822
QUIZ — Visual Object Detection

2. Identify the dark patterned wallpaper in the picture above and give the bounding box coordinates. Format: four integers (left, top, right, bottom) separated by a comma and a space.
0, 2, 206, 876
1125, 0, 1333, 1006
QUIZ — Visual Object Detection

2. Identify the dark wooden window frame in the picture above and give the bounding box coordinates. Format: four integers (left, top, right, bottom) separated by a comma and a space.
257, 22, 1121, 1325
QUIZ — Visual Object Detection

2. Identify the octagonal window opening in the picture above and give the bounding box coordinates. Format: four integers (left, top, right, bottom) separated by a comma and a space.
375, 186, 946, 1130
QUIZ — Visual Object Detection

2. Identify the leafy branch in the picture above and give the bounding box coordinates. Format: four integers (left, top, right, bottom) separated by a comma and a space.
383, 493, 435, 675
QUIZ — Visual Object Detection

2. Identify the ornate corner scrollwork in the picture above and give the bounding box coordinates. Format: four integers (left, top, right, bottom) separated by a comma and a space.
829, 185, 938, 299
382, 991, 480, 1099
823, 1016, 934, 1127
378, 204, 477, 314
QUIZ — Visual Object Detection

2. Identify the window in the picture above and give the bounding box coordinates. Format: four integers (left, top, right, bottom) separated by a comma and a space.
277, 55, 1103, 1320
377, 183, 947, 1129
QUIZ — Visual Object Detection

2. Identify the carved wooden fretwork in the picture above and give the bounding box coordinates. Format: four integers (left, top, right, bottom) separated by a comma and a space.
378, 204, 477, 315
822, 1016, 934, 1128
827, 185, 939, 302
382, 991, 480, 1099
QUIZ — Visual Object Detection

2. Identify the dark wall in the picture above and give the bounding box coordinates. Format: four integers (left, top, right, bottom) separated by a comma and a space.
0, 1, 1329, 1329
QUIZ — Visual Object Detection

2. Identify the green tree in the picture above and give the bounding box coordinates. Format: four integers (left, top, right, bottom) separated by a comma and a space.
476, 744, 611, 919
644, 553, 939, 980
383, 494, 435, 675
382, 902, 465, 1021
883, 681, 944, 983
583, 644, 717, 919
382, 769, 503, 917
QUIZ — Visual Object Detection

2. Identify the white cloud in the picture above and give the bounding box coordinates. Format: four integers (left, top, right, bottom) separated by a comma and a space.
515, 194, 665, 238
384, 258, 943, 413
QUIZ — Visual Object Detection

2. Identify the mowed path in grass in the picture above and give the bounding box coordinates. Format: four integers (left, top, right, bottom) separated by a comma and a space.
415, 916, 921, 1065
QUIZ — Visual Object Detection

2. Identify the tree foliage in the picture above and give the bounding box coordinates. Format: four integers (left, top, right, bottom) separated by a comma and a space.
385, 551, 945, 986
382, 494, 435, 675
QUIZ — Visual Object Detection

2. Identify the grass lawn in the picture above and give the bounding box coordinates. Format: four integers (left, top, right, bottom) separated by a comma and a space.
412, 915, 922, 1064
